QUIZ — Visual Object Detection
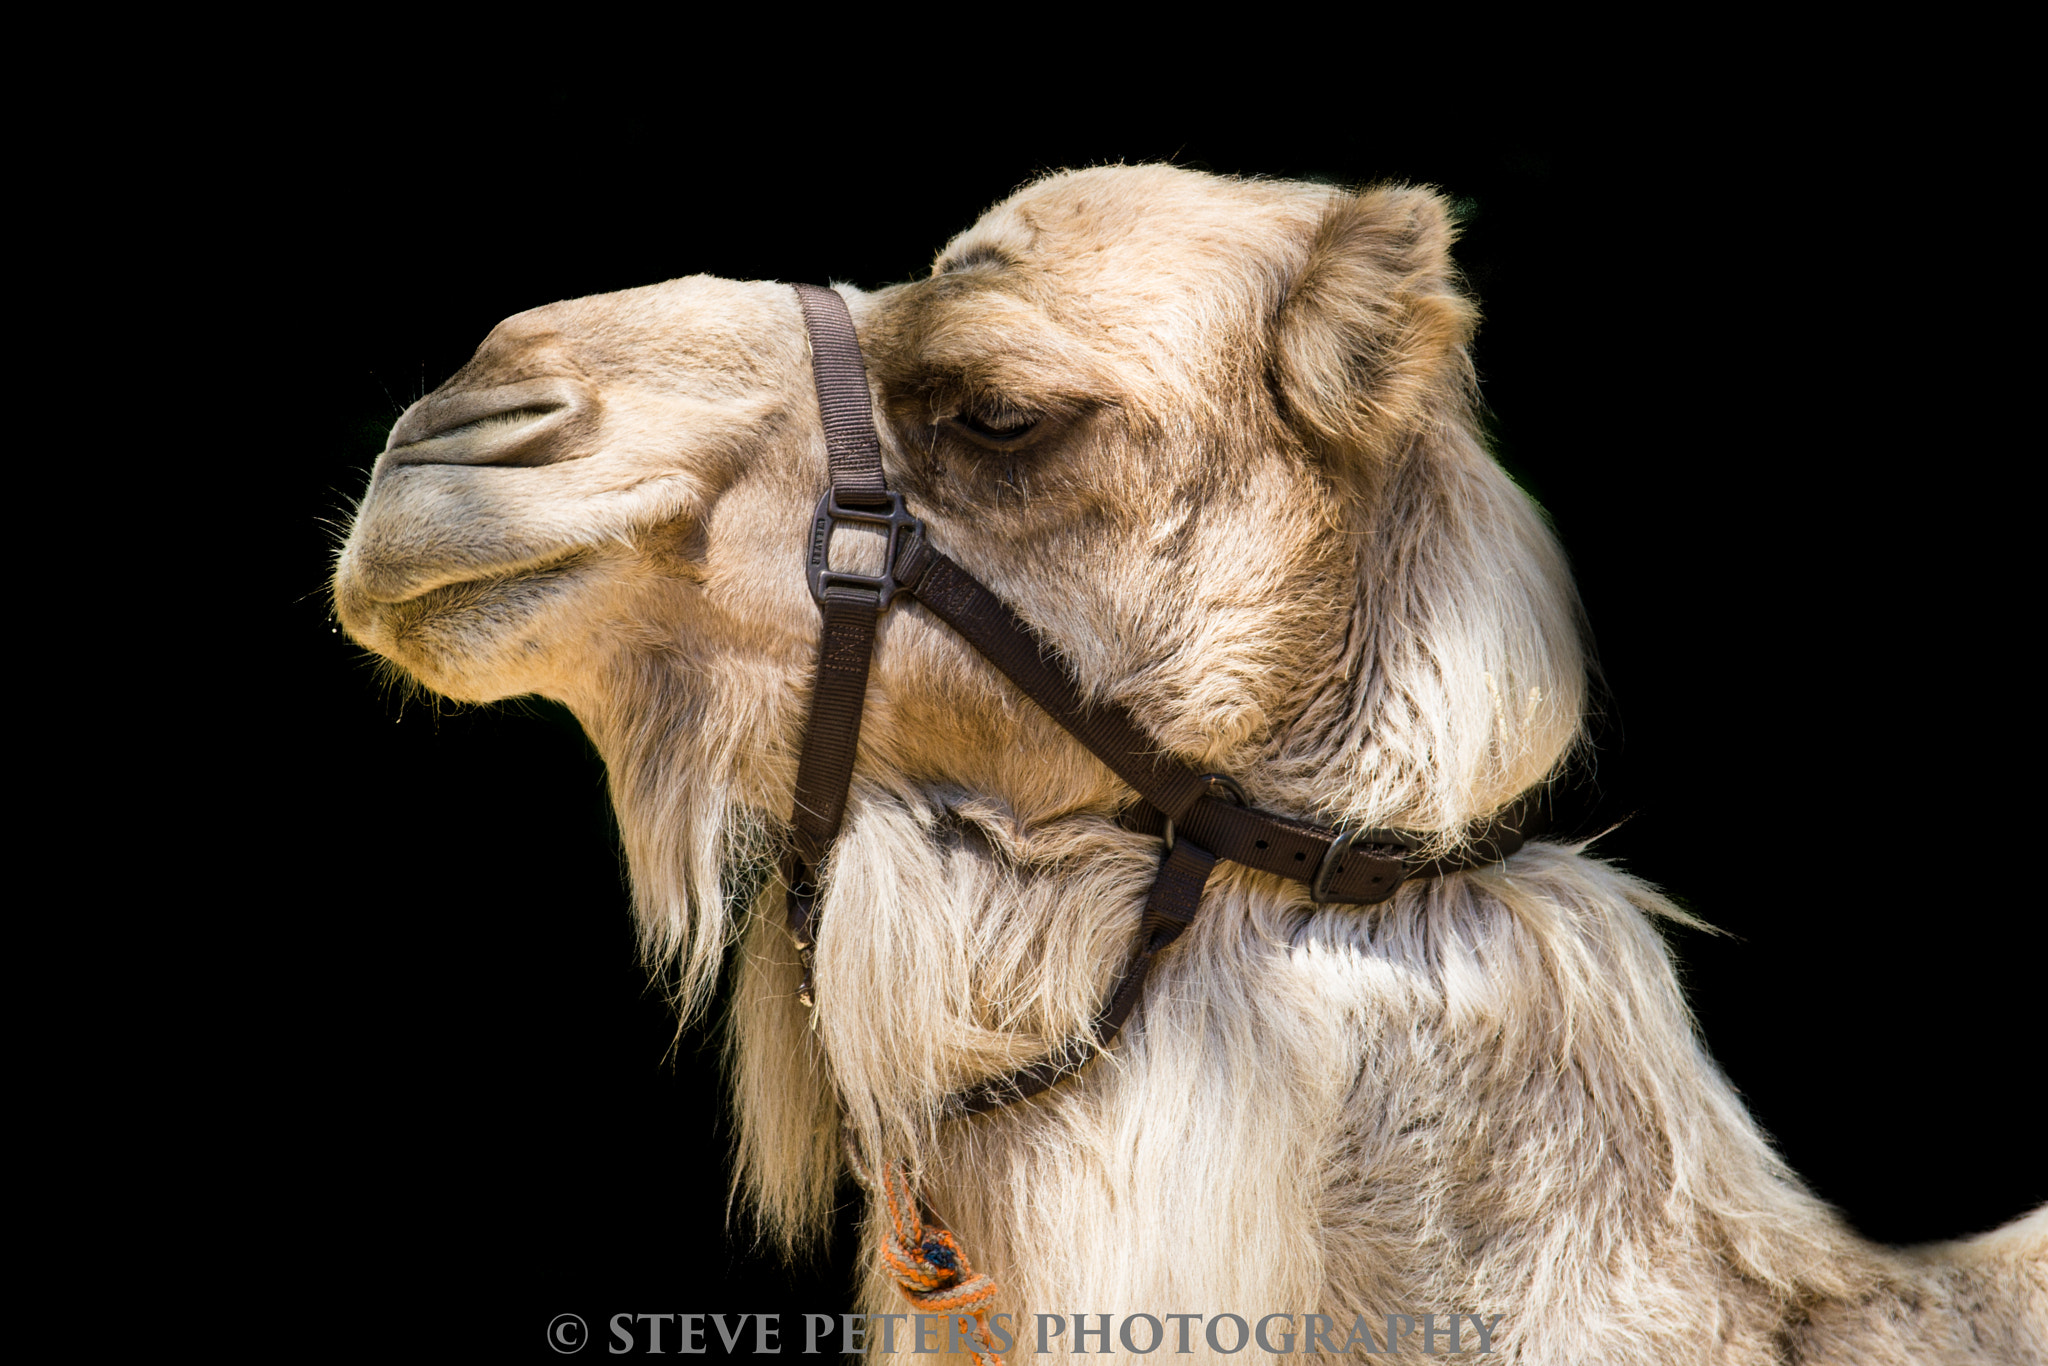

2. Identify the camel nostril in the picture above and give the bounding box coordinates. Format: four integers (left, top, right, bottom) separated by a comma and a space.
405, 404, 564, 446
384, 377, 593, 470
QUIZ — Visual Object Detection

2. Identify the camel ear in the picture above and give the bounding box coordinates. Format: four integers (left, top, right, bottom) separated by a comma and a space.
1272, 186, 1477, 462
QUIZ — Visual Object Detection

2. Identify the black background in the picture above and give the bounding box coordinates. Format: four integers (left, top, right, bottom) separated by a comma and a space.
221, 72, 2039, 1355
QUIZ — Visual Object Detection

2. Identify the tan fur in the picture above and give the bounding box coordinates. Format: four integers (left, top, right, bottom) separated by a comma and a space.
335, 166, 2046, 1363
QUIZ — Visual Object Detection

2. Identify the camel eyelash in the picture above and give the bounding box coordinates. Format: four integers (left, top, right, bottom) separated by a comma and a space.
946, 408, 1041, 445
930, 394, 1058, 451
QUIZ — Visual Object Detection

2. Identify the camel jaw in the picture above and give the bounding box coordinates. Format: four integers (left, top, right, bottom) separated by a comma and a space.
332, 439, 701, 703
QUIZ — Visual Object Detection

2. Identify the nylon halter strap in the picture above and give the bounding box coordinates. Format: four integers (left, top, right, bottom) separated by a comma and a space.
783, 283, 1547, 1116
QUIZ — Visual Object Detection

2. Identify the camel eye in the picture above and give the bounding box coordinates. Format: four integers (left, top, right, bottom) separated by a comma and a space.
943, 404, 1042, 448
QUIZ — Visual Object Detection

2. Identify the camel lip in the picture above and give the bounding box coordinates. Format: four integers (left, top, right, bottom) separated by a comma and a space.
385, 377, 591, 469
342, 541, 597, 608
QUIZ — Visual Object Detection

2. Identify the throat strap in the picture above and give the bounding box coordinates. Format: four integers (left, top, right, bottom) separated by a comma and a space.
949, 837, 1218, 1114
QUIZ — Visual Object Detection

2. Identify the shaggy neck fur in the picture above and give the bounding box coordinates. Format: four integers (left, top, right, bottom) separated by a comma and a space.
588, 402, 2046, 1362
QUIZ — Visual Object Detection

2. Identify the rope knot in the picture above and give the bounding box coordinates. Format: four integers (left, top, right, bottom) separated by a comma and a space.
871, 1160, 1005, 1366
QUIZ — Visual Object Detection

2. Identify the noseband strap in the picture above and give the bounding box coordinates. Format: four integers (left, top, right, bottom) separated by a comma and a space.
783, 284, 1549, 1115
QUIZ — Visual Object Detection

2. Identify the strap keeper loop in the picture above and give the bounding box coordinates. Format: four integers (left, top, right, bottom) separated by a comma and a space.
808, 488, 925, 610
1164, 772, 1247, 851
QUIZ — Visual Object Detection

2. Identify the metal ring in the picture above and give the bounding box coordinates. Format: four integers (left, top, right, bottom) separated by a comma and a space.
1310, 826, 1423, 905
1164, 773, 1247, 851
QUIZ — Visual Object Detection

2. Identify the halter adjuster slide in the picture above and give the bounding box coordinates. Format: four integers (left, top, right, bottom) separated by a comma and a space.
1310, 826, 1422, 905
808, 488, 925, 610
1164, 772, 1248, 851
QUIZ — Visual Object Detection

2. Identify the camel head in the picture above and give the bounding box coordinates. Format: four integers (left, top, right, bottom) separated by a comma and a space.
335, 164, 1586, 1202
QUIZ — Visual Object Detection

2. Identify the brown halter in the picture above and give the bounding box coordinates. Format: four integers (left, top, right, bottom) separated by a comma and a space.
782, 284, 1548, 1117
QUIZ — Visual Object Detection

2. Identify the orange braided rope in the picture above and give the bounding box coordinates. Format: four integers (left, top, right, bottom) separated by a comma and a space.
848, 1142, 1005, 1366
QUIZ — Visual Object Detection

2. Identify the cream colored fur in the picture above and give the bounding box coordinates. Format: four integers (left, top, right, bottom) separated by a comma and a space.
335, 166, 2046, 1363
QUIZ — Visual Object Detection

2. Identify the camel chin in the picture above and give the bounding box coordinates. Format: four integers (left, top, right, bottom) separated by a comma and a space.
333, 542, 605, 703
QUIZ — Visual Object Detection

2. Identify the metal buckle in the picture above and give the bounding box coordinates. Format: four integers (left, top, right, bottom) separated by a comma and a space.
1310, 826, 1422, 905
807, 488, 925, 610
1164, 773, 1247, 851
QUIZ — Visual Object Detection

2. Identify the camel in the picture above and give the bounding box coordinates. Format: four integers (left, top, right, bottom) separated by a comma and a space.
334, 166, 2046, 1363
